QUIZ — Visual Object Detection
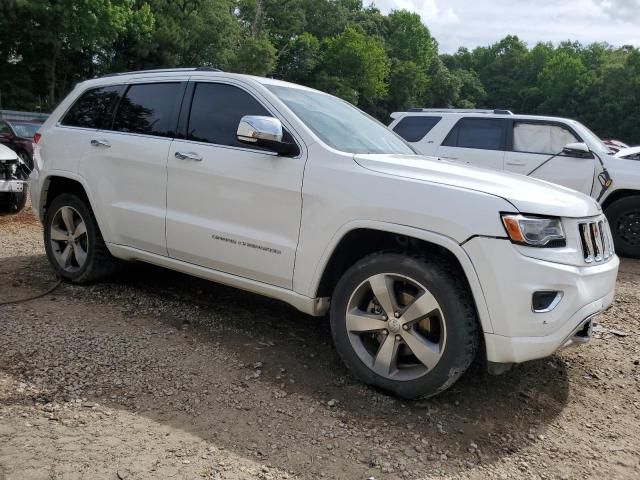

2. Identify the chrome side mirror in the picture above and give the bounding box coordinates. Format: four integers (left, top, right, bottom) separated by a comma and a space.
236, 115, 297, 155
237, 115, 283, 143
563, 142, 591, 157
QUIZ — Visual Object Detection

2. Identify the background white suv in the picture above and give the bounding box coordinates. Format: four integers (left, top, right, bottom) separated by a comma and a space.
389, 109, 640, 258
30, 69, 618, 398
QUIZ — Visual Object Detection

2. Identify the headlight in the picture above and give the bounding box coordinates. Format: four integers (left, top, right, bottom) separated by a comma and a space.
501, 214, 566, 247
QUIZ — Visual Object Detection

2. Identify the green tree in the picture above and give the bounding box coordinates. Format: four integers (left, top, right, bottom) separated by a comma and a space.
0, 0, 153, 107
315, 26, 389, 105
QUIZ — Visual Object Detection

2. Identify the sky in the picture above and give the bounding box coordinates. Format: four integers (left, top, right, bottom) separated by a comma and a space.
374, 0, 640, 53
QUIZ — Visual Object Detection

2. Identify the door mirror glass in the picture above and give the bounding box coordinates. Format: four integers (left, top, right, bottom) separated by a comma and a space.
563, 142, 591, 156
236, 115, 296, 155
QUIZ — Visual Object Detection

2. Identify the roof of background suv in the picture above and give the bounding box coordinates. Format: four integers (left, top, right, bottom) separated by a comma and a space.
391, 109, 580, 126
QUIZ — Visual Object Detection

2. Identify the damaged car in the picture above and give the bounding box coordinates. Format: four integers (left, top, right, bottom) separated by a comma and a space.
0, 143, 29, 214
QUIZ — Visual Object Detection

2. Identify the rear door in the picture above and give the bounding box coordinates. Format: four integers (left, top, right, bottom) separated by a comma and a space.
504, 120, 596, 194
435, 117, 506, 170
78, 79, 186, 255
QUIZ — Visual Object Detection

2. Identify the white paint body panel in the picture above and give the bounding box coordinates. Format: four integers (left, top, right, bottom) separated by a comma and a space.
32, 72, 620, 367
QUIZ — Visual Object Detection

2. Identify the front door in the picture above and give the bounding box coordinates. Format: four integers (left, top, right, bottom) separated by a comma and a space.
503, 121, 596, 194
166, 81, 305, 288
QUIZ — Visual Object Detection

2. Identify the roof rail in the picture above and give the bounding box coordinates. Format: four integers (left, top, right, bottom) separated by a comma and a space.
101, 67, 222, 78
407, 108, 514, 115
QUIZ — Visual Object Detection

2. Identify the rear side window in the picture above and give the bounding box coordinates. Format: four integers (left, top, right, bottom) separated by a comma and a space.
513, 122, 579, 155
187, 83, 271, 148
61, 85, 122, 129
442, 118, 506, 151
392, 116, 441, 142
112, 83, 182, 137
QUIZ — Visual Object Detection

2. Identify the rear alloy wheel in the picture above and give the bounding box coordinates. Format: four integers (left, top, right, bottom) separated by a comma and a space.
606, 197, 640, 259
44, 193, 118, 283
49, 205, 89, 273
330, 253, 479, 399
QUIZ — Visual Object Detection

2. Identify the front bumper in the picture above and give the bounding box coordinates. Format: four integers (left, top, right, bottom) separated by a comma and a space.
464, 237, 619, 364
0, 179, 25, 193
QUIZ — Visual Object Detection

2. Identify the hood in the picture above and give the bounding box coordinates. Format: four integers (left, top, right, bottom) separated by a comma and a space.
354, 154, 601, 218
0, 144, 18, 162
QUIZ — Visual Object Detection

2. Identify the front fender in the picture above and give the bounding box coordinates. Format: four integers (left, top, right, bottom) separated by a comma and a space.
301, 220, 495, 335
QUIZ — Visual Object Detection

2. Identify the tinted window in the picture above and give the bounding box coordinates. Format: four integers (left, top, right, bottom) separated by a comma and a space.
443, 118, 505, 150
62, 86, 122, 129
113, 83, 182, 137
393, 116, 441, 142
0, 122, 10, 135
187, 83, 271, 148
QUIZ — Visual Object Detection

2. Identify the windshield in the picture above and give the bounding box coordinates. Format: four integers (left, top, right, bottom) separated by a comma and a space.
574, 121, 612, 156
266, 85, 415, 155
11, 123, 40, 139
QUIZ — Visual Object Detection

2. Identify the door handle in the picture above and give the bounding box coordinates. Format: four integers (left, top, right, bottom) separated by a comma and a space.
506, 160, 527, 166
90, 139, 111, 148
440, 156, 458, 161
175, 151, 202, 162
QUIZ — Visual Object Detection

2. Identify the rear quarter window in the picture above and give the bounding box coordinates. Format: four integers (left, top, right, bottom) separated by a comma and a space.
61, 85, 123, 129
392, 116, 442, 142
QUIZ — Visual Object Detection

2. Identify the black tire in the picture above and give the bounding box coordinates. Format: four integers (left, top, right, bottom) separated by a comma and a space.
330, 252, 479, 399
44, 193, 118, 283
605, 196, 640, 259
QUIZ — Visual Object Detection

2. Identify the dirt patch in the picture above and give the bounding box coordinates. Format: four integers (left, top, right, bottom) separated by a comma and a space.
1, 208, 639, 479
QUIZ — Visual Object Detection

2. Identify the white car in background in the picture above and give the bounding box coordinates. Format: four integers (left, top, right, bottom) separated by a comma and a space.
389, 109, 640, 258
615, 146, 640, 161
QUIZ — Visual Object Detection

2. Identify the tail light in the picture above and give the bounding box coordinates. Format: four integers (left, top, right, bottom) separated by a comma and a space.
33, 133, 41, 144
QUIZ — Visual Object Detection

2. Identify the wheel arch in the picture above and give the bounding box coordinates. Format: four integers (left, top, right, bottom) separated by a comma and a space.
309, 221, 494, 335
601, 188, 640, 211
38, 174, 110, 245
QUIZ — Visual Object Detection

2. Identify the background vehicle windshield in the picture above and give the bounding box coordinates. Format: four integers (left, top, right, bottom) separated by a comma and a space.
11, 123, 40, 138
575, 121, 613, 156
267, 85, 415, 155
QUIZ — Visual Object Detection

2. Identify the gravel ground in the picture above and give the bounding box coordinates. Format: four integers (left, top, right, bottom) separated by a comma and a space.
1, 203, 639, 480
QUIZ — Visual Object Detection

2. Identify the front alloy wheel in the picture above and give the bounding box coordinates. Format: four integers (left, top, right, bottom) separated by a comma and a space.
346, 273, 446, 381
330, 253, 479, 399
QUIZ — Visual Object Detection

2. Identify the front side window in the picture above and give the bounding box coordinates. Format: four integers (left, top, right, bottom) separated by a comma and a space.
0, 122, 10, 135
267, 85, 415, 155
61, 85, 122, 129
443, 118, 505, 151
393, 116, 442, 142
513, 122, 578, 155
187, 83, 271, 149
112, 83, 182, 137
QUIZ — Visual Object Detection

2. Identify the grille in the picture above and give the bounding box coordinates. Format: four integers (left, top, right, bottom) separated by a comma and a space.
579, 219, 614, 263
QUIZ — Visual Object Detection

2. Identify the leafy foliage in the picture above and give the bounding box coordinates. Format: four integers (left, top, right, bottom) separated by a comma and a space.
1, 1, 639, 143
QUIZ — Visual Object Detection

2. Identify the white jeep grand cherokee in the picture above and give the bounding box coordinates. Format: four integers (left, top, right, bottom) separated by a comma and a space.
30, 69, 619, 398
